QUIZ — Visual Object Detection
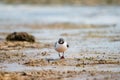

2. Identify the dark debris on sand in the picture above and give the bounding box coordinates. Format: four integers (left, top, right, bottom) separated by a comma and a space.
6, 32, 35, 42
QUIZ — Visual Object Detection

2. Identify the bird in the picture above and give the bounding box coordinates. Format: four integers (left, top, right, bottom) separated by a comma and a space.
54, 38, 69, 59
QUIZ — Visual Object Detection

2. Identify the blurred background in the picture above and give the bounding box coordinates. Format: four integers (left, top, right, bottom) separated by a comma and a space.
1, 0, 120, 5
0, 0, 120, 25
0, 0, 120, 48
0, 0, 120, 43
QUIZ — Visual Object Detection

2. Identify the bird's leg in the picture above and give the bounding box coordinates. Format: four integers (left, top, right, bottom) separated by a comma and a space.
61, 52, 64, 59
58, 53, 61, 58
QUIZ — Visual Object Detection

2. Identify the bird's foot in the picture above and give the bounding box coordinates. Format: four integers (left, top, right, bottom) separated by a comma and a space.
60, 56, 64, 59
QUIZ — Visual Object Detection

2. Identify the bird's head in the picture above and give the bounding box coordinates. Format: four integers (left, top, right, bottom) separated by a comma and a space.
58, 38, 64, 44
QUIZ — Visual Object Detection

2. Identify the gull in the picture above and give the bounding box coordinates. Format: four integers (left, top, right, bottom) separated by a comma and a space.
55, 38, 69, 59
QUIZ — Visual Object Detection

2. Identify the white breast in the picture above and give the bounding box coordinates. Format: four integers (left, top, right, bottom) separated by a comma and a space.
55, 42, 68, 52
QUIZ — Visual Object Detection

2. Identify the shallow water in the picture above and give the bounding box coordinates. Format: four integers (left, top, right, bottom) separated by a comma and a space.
0, 5, 120, 25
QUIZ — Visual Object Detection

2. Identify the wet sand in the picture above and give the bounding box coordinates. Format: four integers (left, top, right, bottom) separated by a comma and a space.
0, 23, 120, 80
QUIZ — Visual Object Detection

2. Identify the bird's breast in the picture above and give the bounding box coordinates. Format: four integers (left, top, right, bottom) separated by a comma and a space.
55, 45, 67, 52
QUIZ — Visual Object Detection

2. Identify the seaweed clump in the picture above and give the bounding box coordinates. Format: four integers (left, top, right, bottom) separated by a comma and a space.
6, 32, 35, 42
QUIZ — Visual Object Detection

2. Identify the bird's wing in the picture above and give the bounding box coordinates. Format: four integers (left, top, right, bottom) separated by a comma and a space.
54, 42, 57, 47
67, 44, 69, 48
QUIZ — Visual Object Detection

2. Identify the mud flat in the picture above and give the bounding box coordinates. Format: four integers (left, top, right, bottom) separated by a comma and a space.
0, 23, 120, 80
